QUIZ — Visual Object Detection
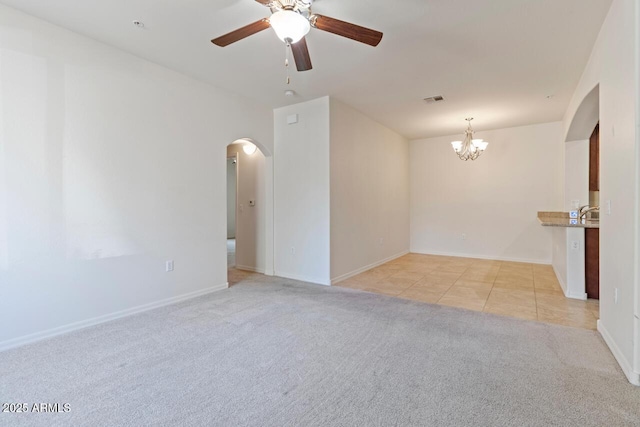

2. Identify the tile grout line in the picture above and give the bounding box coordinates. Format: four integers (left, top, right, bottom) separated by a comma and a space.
481, 266, 500, 313
528, 266, 540, 321
438, 262, 473, 303
343, 255, 594, 330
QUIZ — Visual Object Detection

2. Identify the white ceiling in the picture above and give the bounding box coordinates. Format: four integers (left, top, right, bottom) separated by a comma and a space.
0, 0, 612, 139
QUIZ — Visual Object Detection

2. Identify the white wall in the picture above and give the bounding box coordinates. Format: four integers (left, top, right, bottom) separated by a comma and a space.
329, 99, 409, 282
0, 5, 273, 349
559, 139, 589, 300
562, 0, 639, 385
564, 140, 590, 210
551, 228, 567, 290
410, 122, 564, 264
552, 226, 588, 301
274, 97, 409, 285
226, 143, 267, 273
274, 97, 331, 285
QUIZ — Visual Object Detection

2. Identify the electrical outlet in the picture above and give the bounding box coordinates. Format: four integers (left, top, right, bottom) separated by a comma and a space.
378, 238, 384, 246
570, 241, 580, 251
571, 200, 580, 209
614, 288, 619, 304
166, 260, 174, 272
291, 247, 296, 255
606, 200, 611, 215
461, 233, 467, 240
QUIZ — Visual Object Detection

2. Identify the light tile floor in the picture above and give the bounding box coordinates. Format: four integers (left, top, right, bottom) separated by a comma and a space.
336, 253, 600, 330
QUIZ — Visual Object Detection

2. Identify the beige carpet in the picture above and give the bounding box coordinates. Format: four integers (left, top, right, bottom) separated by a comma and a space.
0, 271, 639, 427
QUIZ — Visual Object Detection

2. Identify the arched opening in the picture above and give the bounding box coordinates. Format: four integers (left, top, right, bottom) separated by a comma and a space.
565, 84, 600, 210
562, 84, 600, 315
226, 138, 271, 285
566, 84, 599, 142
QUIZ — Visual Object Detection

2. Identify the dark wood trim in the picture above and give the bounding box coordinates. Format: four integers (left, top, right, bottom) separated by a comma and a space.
589, 124, 599, 192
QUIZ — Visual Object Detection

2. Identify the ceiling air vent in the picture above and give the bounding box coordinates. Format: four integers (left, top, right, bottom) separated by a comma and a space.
424, 95, 445, 103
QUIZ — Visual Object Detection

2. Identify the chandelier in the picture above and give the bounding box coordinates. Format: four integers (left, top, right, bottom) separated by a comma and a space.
451, 118, 489, 161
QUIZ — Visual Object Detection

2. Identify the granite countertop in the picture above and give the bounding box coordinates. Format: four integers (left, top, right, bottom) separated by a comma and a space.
537, 211, 600, 229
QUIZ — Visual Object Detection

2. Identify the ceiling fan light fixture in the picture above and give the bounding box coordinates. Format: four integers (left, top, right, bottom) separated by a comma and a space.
269, 10, 310, 43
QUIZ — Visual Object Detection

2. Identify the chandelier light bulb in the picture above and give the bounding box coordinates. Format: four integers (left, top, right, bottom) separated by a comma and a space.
269, 10, 311, 43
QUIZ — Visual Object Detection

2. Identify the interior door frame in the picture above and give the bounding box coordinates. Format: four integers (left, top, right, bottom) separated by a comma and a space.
227, 154, 239, 260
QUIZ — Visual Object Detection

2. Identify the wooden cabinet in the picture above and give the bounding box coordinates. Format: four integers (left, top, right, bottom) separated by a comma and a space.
585, 228, 599, 299
586, 123, 599, 299
589, 124, 599, 191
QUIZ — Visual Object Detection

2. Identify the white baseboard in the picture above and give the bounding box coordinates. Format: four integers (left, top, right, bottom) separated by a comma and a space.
598, 320, 640, 386
566, 291, 588, 300
0, 282, 229, 353
553, 264, 567, 294
409, 249, 551, 265
330, 250, 410, 285
552, 262, 586, 300
274, 271, 330, 286
235, 265, 265, 274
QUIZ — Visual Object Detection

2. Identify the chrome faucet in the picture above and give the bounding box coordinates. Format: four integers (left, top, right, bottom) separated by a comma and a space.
580, 206, 599, 219
578, 205, 590, 217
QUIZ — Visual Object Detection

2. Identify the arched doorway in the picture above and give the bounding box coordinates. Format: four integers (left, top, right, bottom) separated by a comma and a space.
566, 85, 599, 142
564, 84, 600, 313
226, 138, 273, 285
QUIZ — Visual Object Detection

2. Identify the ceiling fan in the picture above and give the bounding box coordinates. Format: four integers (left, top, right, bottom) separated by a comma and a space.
211, 0, 383, 72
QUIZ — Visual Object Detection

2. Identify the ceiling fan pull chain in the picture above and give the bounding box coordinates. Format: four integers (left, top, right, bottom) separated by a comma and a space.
285, 40, 291, 84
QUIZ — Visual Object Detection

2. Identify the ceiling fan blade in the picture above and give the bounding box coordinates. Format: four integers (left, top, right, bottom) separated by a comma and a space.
211, 19, 270, 47
312, 14, 383, 47
290, 37, 312, 71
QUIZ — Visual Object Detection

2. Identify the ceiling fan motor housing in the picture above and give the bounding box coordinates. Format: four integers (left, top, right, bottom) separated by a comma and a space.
277, 0, 313, 8
270, 0, 313, 19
